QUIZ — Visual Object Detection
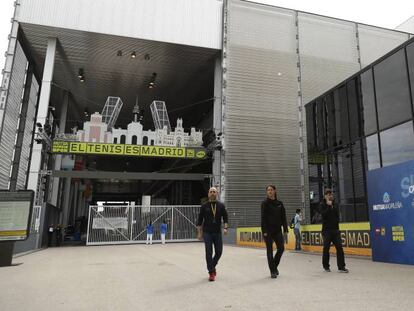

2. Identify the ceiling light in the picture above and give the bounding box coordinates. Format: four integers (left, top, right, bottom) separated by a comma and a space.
148, 72, 157, 88
117, 50, 123, 57
144, 53, 150, 61
131, 51, 136, 59
78, 68, 84, 79
80, 76, 85, 83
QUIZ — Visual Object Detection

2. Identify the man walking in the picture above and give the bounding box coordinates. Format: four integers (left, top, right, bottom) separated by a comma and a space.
197, 187, 229, 282
320, 189, 349, 273
294, 209, 302, 250
261, 185, 288, 279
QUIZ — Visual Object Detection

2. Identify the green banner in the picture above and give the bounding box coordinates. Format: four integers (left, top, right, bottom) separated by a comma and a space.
52, 141, 207, 160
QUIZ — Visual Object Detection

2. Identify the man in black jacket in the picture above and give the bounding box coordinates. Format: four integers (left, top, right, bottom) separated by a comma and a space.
320, 189, 349, 273
197, 187, 229, 281
261, 185, 288, 279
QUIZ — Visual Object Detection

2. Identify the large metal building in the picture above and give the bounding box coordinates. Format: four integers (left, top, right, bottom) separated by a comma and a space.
0, 0, 412, 250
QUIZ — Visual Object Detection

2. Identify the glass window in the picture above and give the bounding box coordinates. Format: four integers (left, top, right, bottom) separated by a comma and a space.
316, 99, 326, 150
347, 79, 361, 140
360, 69, 377, 136
325, 93, 336, 148
306, 103, 316, 150
332, 146, 354, 222
352, 141, 368, 221
407, 42, 414, 107
364, 134, 381, 170
374, 49, 412, 130
380, 121, 414, 167
334, 86, 350, 146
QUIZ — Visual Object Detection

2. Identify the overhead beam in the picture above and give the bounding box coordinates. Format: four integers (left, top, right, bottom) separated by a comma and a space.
51, 170, 209, 181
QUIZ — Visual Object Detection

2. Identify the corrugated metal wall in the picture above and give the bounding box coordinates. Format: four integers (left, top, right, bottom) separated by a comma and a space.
298, 13, 360, 104
225, 0, 411, 226
225, 1, 299, 226
0, 42, 28, 189
16, 77, 39, 189
358, 25, 409, 66
18, 0, 223, 50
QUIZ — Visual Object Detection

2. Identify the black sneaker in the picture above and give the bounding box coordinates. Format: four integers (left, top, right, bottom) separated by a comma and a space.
276, 268, 279, 276
324, 267, 331, 272
338, 268, 349, 273
270, 272, 277, 279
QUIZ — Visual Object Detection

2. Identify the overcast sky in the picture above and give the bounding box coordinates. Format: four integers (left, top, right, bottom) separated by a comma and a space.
0, 0, 413, 72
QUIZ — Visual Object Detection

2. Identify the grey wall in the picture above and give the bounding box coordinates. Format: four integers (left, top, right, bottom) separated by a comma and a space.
224, 0, 411, 227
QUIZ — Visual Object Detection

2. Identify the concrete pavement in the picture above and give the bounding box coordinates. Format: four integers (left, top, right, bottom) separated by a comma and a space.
0, 243, 413, 311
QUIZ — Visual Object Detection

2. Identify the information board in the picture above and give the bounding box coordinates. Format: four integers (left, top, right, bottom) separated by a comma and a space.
0, 190, 34, 242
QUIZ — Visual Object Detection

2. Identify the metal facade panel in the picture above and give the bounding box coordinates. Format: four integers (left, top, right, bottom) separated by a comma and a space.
396, 16, 414, 33
18, 0, 222, 49
358, 25, 409, 66
298, 13, 360, 104
0, 42, 28, 189
16, 77, 39, 189
226, 1, 300, 226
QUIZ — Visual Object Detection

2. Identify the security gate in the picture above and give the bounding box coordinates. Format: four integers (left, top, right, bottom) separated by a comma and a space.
86, 205, 200, 245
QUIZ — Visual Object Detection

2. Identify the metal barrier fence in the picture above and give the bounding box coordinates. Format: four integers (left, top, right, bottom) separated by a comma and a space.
86, 205, 200, 245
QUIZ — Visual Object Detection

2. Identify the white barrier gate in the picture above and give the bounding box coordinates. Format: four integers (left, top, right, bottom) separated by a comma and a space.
86, 205, 200, 245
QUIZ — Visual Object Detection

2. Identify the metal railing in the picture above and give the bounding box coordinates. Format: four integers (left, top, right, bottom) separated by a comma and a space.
86, 205, 200, 245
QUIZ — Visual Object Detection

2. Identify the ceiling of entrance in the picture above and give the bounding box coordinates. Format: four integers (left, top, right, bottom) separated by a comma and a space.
19, 23, 220, 131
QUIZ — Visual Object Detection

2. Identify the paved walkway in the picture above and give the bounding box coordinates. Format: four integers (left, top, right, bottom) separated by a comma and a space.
1, 243, 413, 311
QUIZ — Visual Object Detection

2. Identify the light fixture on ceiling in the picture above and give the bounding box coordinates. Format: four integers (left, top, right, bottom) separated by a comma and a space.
131, 51, 137, 59
78, 68, 85, 82
148, 72, 157, 89
144, 53, 150, 61
84, 108, 89, 118
117, 50, 123, 57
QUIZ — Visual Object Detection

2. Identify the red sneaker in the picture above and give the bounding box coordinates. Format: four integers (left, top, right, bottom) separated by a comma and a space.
213, 271, 217, 277
208, 272, 215, 282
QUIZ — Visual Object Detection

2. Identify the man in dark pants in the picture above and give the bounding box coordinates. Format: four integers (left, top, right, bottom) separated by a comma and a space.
261, 185, 288, 279
320, 189, 349, 273
197, 187, 229, 282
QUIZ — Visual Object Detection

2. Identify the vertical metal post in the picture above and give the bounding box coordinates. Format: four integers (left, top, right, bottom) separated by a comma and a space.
27, 37, 57, 197
129, 202, 134, 241
86, 204, 92, 245
170, 207, 174, 240
219, 0, 229, 203
295, 11, 307, 222
60, 177, 71, 226
50, 91, 69, 206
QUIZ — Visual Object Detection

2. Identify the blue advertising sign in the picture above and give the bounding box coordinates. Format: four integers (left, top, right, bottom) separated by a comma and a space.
367, 160, 414, 265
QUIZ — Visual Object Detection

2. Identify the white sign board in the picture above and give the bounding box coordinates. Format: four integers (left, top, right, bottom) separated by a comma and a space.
0, 191, 34, 241
92, 217, 128, 230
